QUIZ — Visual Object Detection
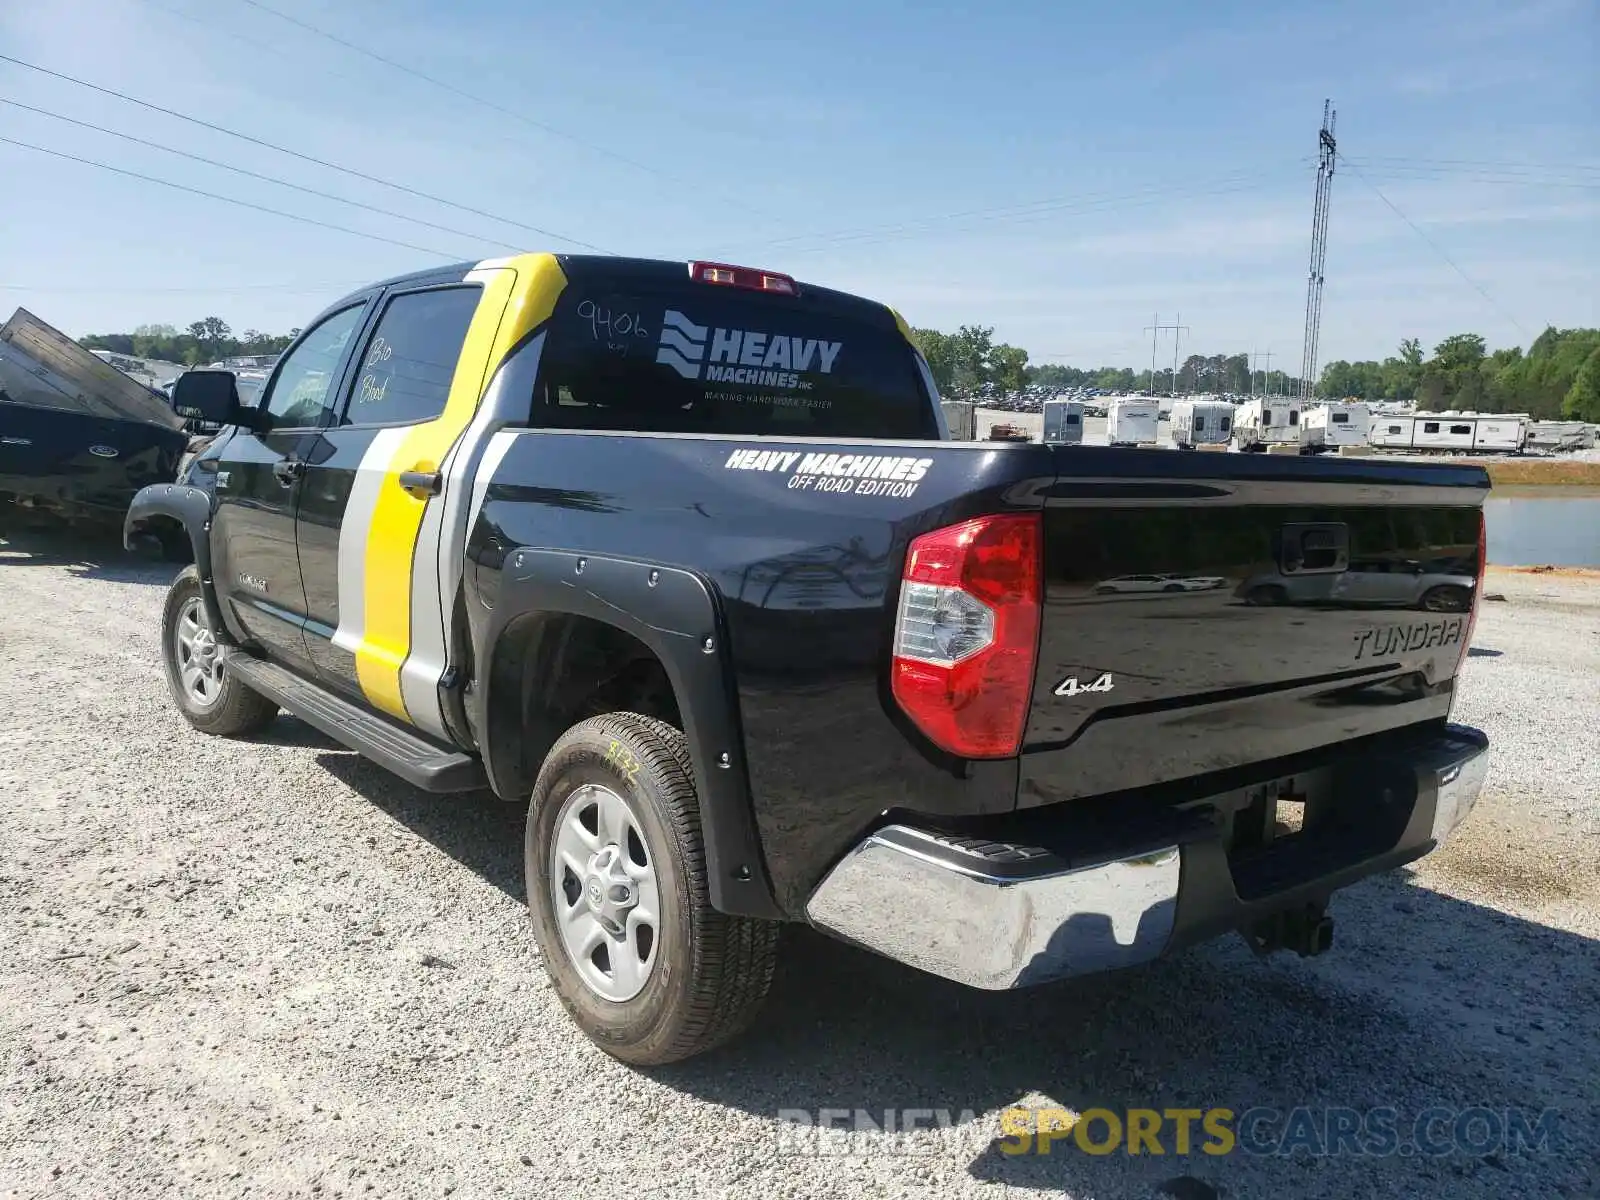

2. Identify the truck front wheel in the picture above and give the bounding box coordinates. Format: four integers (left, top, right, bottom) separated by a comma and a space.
525, 712, 779, 1065
160, 566, 278, 736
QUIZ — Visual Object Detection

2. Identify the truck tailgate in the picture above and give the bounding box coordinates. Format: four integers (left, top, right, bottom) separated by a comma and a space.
1021, 448, 1489, 806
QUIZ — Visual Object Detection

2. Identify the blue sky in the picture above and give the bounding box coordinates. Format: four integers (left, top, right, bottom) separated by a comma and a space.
1, 0, 1595, 369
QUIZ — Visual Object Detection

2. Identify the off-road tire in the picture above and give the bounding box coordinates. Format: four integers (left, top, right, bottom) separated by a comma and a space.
161, 565, 278, 736
526, 712, 779, 1066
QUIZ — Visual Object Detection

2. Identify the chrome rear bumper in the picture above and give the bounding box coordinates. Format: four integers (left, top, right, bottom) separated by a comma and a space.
804, 828, 1181, 990
805, 725, 1490, 991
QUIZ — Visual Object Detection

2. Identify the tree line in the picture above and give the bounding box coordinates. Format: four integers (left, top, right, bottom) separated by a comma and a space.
1318, 329, 1599, 421
79, 317, 299, 366
79, 314, 1599, 423
912, 322, 1599, 421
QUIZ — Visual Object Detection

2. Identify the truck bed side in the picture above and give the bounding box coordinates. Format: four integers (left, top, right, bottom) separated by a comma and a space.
467, 433, 1488, 918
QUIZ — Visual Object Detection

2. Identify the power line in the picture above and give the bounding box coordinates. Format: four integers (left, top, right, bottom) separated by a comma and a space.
1339, 162, 1600, 190
229, 0, 776, 223
0, 97, 529, 253
0, 53, 610, 253
140, 0, 369, 81
757, 170, 1280, 249
0, 135, 465, 258
0, 281, 368, 294
1339, 152, 1531, 339
751, 170, 1294, 256
1346, 154, 1600, 174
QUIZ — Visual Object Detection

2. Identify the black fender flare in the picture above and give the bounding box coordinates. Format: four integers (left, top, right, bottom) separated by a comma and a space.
123, 483, 233, 644
481, 547, 781, 921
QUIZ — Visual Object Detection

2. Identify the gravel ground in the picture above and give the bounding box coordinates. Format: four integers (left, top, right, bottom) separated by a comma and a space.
1, 526, 1596, 1200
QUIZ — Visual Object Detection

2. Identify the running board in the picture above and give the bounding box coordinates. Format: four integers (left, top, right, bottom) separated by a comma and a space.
227, 655, 486, 793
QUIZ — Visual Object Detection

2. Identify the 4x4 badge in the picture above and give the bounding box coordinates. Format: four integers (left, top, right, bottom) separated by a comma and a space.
1055, 672, 1114, 697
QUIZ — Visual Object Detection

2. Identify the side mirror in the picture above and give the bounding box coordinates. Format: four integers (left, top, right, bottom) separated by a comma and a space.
171, 370, 250, 429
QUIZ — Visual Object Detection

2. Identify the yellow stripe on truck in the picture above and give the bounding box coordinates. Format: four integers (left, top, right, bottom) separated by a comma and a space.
353, 252, 568, 722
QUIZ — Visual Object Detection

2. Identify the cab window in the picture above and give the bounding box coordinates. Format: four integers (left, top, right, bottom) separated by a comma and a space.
530, 288, 937, 439
261, 304, 367, 429
340, 287, 481, 427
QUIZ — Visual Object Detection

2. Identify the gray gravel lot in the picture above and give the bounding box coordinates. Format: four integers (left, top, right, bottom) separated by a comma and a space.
1, 526, 1596, 1200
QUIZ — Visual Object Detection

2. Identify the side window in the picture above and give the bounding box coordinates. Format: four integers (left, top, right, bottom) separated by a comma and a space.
1423, 422, 1441, 433
1450, 424, 1472, 435
1288, 409, 1299, 425
341, 287, 481, 427
262, 304, 368, 428
1220, 415, 1231, 432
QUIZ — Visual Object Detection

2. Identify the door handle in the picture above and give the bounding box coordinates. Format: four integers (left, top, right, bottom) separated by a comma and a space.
398, 469, 442, 497
272, 458, 305, 486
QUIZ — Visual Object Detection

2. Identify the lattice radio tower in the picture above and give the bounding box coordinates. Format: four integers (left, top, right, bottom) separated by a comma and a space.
1298, 100, 1337, 403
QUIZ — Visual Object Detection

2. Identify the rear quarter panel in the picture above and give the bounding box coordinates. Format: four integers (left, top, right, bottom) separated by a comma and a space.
468, 431, 1056, 914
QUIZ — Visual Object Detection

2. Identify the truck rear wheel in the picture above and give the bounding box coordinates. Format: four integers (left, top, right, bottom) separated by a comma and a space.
161, 566, 278, 736
525, 712, 778, 1065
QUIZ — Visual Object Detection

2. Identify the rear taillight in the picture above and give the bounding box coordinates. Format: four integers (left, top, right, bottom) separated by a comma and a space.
1459, 510, 1487, 670
890, 513, 1042, 758
687, 260, 798, 295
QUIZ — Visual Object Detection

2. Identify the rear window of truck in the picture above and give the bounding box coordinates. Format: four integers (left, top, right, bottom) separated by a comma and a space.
529, 289, 938, 439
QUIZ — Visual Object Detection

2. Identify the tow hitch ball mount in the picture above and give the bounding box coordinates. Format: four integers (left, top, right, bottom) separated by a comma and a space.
1243, 901, 1335, 959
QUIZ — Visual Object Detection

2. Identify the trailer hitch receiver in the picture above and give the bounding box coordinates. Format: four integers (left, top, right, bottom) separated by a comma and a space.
1243, 902, 1335, 959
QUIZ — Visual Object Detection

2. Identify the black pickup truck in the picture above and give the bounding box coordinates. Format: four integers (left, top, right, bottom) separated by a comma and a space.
127, 254, 1491, 1066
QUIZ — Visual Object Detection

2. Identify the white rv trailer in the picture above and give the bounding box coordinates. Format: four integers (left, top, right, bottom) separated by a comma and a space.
1369, 415, 1416, 449
1408, 412, 1528, 454
1169, 398, 1234, 448
1232, 396, 1300, 451
940, 399, 976, 440
1527, 421, 1596, 453
1302, 402, 1371, 453
1410, 413, 1479, 452
1105, 396, 1160, 447
1367, 412, 1530, 454
1041, 397, 1085, 444
1468, 414, 1529, 453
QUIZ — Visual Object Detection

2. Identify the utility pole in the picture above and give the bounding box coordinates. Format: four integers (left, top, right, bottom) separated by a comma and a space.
1144, 313, 1160, 396
1299, 100, 1337, 404
1253, 349, 1275, 396
1170, 313, 1190, 396
1144, 313, 1187, 396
